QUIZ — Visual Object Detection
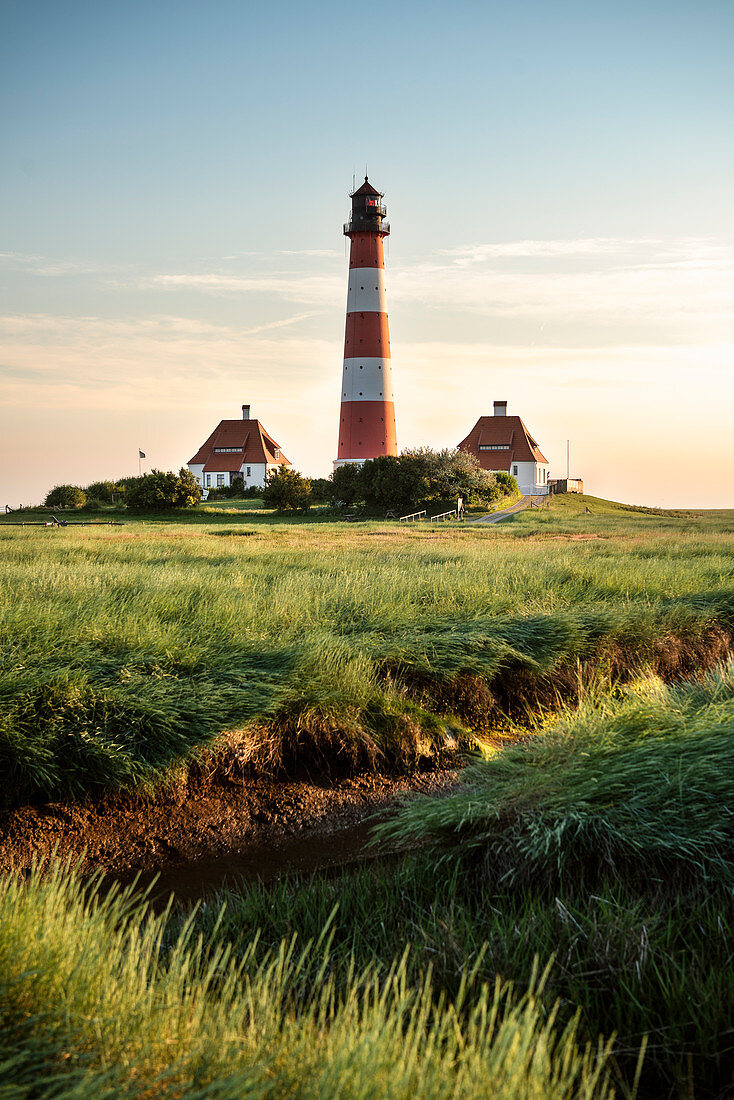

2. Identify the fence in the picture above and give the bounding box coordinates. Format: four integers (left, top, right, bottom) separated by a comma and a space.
399, 510, 426, 523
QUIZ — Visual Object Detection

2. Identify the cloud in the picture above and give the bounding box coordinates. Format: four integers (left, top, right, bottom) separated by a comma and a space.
387, 237, 734, 341
134, 235, 734, 346
145, 271, 343, 304
438, 238, 652, 261
0, 251, 109, 277
0, 312, 340, 412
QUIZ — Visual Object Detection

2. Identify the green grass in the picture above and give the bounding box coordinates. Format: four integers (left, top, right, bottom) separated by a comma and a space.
0, 863, 616, 1099
2, 500, 734, 1097
0, 499, 732, 804
183, 665, 734, 1097
377, 662, 734, 887
2, 669, 733, 1094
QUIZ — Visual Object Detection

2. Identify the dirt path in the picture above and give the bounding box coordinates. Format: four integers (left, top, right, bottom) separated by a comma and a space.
471, 495, 540, 524
0, 770, 460, 878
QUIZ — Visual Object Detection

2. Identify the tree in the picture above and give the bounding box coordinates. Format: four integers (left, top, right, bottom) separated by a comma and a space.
127, 468, 202, 511
85, 481, 123, 504
331, 463, 362, 507
360, 453, 429, 513
355, 448, 506, 514
44, 485, 87, 508
262, 467, 312, 512
494, 470, 518, 495
309, 477, 333, 505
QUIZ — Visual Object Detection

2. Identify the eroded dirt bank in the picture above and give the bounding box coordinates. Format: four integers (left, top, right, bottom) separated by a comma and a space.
0, 769, 459, 878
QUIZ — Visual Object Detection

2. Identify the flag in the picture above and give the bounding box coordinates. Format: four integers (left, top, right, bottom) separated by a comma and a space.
139, 450, 146, 459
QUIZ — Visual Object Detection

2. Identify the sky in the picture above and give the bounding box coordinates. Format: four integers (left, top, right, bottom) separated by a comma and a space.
1, 0, 732, 508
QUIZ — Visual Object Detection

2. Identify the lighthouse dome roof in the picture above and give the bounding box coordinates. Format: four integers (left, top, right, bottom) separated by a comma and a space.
352, 176, 382, 197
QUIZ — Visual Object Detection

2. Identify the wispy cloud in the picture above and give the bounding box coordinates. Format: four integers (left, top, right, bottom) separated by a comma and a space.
135, 236, 734, 345
144, 270, 343, 304
0, 251, 110, 277
438, 238, 652, 261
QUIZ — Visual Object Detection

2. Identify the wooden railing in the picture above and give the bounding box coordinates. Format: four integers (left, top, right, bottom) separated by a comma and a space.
399, 510, 426, 523
431, 510, 458, 523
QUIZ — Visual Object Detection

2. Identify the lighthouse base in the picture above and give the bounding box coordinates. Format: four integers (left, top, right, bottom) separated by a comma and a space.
333, 458, 366, 470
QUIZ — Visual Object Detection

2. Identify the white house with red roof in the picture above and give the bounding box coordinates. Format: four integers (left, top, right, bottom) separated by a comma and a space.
458, 401, 550, 496
187, 405, 291, 492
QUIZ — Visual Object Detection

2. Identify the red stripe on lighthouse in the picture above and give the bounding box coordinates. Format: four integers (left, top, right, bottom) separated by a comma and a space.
337, 401, 397, 458
344, 312, 391, 358
349, 235, 386, 268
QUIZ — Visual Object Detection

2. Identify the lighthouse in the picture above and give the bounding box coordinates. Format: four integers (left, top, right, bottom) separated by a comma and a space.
334, 177, 397, 466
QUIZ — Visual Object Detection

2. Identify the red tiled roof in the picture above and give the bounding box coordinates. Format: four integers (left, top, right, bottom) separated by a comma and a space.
458, 415, 548, 470
200, 454, 246, 473
188, 419, 290, 471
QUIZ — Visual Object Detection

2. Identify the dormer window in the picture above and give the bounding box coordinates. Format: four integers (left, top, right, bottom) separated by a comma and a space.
213, 447, 242, 453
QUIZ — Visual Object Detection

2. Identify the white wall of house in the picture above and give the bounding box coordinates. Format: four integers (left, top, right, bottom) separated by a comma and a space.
490, 461, 550, 496
188, 462, 271, 491
245, 463, 269, 489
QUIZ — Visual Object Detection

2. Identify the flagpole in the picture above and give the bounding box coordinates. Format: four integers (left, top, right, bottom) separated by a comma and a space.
138, 450, 141, 477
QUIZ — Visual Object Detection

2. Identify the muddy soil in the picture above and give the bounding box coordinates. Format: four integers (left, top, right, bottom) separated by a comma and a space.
0, 770, 459, 879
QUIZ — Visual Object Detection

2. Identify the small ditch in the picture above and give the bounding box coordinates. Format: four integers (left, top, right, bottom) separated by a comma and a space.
110, 818, 396, 907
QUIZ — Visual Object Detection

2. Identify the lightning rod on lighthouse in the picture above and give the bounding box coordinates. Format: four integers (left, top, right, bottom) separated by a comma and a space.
334, 177, 397, 467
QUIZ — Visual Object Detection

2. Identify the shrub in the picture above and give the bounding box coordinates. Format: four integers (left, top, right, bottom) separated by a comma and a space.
44, 485, 87, 508
126, 468, 202, 511
310, 477, 333, 505
262, 467, 312, 512
85, 481, 122, 504
494, 471, 519, 495
355, 449, 506, 514
331, 463, 363, 507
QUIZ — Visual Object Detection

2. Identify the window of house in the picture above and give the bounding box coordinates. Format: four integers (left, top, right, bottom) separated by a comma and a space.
213, 447, 242, 453
216, 474, 225, 487
274, 449, 280, 460
205, 474, 211, 487
512, 465, 518, 476
478, 444, 508, 451
246, 466, 251, 477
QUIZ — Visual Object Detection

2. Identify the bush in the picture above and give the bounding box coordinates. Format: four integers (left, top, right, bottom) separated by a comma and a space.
262, 467, 312, 512
331, 464, 363, 507
126, 468, 202, 512
494, 471, 519, 495
44, 485, 87, 509
84, 481, 123, 504
310, 477, 333, 505
338, 448, 509, 515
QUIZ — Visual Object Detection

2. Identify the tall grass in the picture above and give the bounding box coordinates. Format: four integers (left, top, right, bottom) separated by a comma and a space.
1, 507, 733, 804
187, 664, 734, 1097
0, 863, 615, 1099
376, 662, 734, 888
194, 858, 731, 1097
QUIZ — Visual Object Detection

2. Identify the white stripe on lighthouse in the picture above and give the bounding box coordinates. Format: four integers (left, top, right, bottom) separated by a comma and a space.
340, 357, 394, 402
346, 269, 387, 313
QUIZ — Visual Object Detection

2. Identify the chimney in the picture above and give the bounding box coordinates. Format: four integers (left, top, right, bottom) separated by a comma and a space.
242, 404, 251, 420
493, 400, 507, 417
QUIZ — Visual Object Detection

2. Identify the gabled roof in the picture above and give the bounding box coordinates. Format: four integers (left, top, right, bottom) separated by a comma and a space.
352, 176, 381, 197
458, 414, 548, 469
188, 419, 290, 472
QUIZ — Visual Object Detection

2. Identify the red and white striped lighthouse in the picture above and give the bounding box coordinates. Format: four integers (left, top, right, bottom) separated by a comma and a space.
334, 177, 397, 467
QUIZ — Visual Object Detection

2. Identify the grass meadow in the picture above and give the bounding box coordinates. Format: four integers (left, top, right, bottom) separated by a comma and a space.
1, 495, 733, 1097
1, 494, 732, 805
